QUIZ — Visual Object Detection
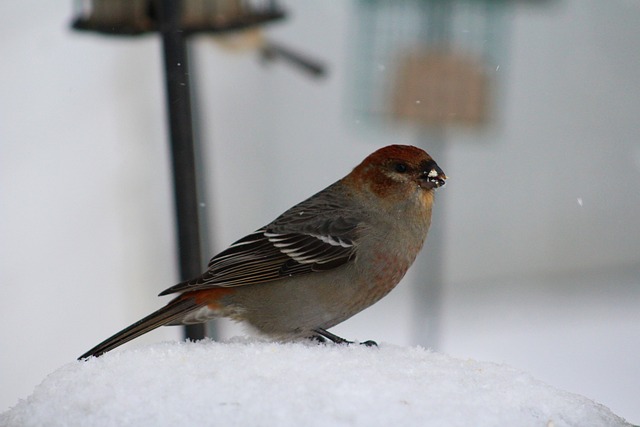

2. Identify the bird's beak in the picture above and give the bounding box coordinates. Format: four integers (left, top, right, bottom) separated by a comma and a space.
421, 166, 447, 189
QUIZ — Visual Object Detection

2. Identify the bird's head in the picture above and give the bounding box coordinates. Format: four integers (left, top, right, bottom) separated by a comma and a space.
345, 145, 447, 201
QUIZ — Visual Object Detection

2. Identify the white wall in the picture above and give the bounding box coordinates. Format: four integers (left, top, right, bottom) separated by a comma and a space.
1, 0, 639, 423
444, 0, 640, 284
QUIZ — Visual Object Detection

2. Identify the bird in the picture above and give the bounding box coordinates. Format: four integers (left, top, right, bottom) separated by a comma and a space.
79, 145, 446, 359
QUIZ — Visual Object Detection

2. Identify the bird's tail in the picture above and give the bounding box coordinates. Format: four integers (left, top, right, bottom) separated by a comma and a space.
78, 296, 204, 360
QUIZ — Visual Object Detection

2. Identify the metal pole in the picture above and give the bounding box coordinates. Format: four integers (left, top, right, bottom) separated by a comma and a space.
156, 0, 205, 341
413, 133, 446, 349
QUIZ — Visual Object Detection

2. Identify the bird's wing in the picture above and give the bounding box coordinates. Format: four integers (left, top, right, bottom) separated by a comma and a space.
159, 183, 362, 296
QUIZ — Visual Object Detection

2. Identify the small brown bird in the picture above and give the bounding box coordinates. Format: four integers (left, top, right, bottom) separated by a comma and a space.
79, 145, 446, 359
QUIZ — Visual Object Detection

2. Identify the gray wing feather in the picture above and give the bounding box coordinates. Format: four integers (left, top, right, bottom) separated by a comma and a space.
159, 183, 362, 296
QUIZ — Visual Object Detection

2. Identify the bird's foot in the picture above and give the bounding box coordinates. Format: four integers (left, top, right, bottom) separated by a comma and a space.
312, 328, 378, 347
309, 334, 327, 344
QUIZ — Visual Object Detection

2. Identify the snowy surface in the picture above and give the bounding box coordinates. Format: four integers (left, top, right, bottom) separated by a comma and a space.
1, 339, 631, 427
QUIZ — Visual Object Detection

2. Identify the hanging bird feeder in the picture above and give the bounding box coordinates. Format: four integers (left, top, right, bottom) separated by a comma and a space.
72, 0, 285, 35
69, 0, 306, 343
351, 0, 510, 128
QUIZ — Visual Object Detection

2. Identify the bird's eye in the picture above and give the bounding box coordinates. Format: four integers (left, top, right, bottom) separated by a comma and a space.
394, 163, 408, 173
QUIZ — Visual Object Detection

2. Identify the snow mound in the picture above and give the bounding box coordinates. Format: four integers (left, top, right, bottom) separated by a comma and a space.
1, 339, 630, 427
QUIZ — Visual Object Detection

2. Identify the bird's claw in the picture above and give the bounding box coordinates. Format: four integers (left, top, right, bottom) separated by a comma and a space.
311, 328, 377, 347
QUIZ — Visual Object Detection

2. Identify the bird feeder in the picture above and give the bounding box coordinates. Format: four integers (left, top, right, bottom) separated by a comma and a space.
349, 0, 512, 349
70, 0, 287, 342
351, 0, 509, 128
72, 0, 285, 35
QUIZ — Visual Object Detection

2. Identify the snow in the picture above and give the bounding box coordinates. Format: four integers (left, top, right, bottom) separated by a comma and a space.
0, 339, 631, 427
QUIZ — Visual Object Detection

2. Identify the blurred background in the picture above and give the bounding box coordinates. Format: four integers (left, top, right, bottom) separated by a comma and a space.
1, 0, 639, 423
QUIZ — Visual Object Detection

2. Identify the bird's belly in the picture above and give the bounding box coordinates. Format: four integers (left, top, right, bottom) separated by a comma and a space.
227, 255, 411, 338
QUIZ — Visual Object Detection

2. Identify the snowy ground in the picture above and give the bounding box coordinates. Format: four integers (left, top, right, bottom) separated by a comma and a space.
1, 339, 631, 427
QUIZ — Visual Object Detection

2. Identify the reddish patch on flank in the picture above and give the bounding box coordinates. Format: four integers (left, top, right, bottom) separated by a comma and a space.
371, 251, 411, 293
185, 288, 236, 309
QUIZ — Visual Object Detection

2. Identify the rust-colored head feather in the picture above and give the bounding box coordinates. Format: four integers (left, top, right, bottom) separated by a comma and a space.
344, 145, 446, 200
